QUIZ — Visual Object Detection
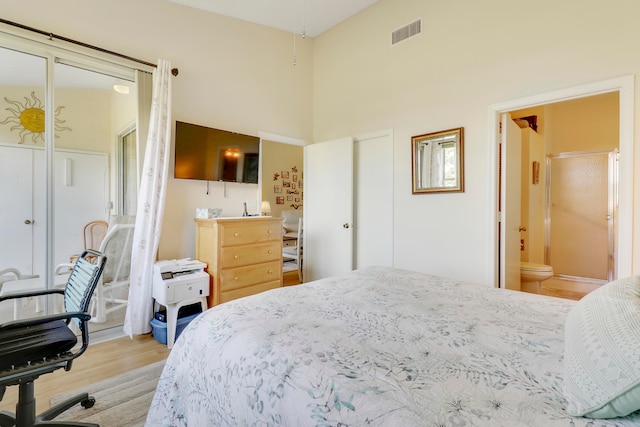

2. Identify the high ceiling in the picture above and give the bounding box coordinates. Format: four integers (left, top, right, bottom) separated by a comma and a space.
167, 0, 380, 38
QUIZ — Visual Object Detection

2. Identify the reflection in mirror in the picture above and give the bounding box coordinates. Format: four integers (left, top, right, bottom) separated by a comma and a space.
0, 46, 46, 281
412, 127, 464, 194
0, 38, 143, 332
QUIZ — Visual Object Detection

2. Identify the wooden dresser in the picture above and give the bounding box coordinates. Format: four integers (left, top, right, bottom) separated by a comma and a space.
195, 217, 283, 307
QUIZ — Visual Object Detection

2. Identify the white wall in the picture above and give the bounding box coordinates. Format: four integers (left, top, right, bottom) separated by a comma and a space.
1, 0, 314, 260
312, 0, 640, 284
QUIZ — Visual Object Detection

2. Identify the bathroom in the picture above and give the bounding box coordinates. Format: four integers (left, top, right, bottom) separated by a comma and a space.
511, 91, 619, 299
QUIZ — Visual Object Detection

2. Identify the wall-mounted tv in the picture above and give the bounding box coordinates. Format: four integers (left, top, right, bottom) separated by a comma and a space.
174, 121, 260, 183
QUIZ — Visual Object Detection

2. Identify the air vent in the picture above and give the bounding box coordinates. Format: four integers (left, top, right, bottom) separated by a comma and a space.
392, 19, 422, 45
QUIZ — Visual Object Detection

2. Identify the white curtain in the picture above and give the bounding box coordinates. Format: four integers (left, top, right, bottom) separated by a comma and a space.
419, 141, 444, 188
124, 60, 172, 337
430, 142, 444, 188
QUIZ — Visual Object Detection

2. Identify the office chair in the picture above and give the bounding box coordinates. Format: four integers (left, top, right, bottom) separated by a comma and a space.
0, 249, 106, 427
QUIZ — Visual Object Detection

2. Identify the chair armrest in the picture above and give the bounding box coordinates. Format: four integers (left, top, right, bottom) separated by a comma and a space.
0, 268, 21, 280
0, 288, 65, 303
55, 263, 74, 274
0, 311, 90, 331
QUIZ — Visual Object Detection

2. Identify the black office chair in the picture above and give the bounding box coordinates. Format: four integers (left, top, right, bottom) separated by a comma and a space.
0, 249, 106, 427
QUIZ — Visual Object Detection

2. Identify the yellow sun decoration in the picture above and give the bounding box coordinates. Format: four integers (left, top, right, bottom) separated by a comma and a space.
0, 91, 71, 144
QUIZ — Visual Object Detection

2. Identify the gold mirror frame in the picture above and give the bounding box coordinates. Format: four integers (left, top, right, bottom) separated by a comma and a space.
411, 127, 464, 194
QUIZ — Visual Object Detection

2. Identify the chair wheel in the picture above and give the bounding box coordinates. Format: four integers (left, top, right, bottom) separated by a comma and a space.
81, 397, 96, 409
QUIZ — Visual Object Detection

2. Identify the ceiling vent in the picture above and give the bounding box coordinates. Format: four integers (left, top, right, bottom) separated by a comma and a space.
392, 19, 422, 45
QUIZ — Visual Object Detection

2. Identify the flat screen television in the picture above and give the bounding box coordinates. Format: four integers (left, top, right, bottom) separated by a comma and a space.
174, 121, 260, 183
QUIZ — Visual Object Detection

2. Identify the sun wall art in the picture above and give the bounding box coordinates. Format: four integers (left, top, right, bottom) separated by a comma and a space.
0, 91, 71, 144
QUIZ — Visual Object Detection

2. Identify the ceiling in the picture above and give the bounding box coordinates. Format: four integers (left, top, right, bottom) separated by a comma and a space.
166, 0, 381, 38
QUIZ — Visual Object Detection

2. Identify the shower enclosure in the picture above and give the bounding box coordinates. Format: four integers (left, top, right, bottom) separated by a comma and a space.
545, 150, 618, 282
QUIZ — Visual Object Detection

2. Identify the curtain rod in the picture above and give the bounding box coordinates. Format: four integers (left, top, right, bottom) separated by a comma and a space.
0, 18, 179, 76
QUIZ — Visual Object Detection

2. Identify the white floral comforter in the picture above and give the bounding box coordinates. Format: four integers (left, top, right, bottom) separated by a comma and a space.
146, 266, 640, 426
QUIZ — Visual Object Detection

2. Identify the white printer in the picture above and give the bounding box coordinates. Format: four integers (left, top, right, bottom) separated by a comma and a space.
152, 258, 209, 306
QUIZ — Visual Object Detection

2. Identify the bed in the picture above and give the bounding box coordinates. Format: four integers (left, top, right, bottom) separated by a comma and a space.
146, 266, 640, 426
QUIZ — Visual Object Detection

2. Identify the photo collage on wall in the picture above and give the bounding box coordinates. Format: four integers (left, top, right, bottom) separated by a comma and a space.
273, 166, 303, 209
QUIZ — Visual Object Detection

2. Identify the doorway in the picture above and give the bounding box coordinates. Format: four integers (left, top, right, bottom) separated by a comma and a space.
490, 76, 634, 293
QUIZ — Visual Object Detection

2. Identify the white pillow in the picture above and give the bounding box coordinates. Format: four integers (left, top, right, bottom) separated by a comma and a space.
563, 275, 640, 418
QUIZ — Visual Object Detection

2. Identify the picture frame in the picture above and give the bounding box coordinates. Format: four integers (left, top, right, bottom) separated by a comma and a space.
411, 127, 464, 194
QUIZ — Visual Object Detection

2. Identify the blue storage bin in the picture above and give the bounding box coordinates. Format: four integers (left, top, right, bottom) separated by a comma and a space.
150, 312, 199, 345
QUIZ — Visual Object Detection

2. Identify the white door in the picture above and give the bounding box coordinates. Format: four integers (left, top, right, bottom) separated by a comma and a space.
0, 145, 108, 276
52, 150, 109, 267
500, 114, 522, 290
304, 137, 354, 281
0, 145, 36, 273
354, 132, 393, 268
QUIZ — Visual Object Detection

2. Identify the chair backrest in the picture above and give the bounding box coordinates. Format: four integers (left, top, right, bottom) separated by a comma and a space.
99, 216, 135, 283
64, 249, 106, 326
295, 217, 303, 257
282, 210, 303, 235
83, 220, 108, 251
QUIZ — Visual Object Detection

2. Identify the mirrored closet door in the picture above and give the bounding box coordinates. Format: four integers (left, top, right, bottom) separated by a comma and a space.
0, 32, 150, 334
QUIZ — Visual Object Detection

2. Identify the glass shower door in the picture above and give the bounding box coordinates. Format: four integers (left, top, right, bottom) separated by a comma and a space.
546, 151, 617, 281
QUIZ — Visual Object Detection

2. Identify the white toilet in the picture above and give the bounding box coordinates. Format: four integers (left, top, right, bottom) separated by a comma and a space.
520, 262, 553, 293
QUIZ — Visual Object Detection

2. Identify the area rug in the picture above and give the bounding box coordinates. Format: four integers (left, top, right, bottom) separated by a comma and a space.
49, 360, 165, 426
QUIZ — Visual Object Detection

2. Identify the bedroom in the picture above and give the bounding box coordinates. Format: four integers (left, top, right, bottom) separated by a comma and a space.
2, 0, 640, 287
1, 0, 640, 425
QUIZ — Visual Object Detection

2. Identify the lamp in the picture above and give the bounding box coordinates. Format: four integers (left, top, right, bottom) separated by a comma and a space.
113, 84, 130, 94
261, 201, 271, 216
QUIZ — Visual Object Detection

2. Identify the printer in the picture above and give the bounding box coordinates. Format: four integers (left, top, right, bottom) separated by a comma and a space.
152, 258, 209, 306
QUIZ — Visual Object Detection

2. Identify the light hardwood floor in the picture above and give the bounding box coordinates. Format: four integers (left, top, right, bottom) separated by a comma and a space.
0, 333, 170, 414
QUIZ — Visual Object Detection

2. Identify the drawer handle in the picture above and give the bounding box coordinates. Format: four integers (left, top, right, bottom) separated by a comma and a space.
234, 276, 239, 281
234, 255, 240, 259
268, 269, 273, 274
267, 250, 272, 254
268, 230, 272, 235
234, 232, 240, 237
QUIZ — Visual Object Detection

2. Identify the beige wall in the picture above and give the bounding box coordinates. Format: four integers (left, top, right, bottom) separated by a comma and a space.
261, 140, 304, 218
546, 92, 619, 154
313, 0, 640, 283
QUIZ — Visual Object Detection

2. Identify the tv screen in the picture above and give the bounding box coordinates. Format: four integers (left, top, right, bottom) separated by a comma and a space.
174, 121, 260, 183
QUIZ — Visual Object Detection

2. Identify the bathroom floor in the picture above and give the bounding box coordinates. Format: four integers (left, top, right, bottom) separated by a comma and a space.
538, 277, 602, 301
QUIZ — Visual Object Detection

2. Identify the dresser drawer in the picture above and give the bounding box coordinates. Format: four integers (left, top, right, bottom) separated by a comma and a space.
219, 260, 282, 292
220, 241, 280, 268
220, 280, 281, 304
220, 222, 281, 246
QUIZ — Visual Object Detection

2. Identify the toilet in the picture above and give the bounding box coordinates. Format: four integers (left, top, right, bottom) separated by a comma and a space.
520, 262, 553, 293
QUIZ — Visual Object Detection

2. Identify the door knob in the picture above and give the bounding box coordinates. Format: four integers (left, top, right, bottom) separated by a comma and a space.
24, 219, 32, 225
343, 223, 350, 229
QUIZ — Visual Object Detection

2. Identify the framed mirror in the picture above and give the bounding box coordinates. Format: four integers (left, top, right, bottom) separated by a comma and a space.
412, 127, 464, 194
